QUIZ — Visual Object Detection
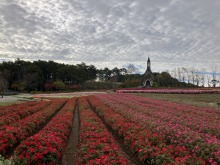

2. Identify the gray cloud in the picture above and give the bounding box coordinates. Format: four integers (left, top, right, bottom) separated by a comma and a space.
0, 0, 220, 73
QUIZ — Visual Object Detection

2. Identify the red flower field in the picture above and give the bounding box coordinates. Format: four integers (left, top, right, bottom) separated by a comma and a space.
0, 93, 219, 165
116, 88, 220, 94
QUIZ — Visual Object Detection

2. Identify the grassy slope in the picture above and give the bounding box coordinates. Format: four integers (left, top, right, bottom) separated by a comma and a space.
133, 93, 220, 108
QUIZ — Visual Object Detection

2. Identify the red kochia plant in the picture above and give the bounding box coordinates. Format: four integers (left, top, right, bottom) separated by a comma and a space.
96, 93, 220, 164
77, 96, 128, 165
0, 101, 50, 128
14, 98, 76, 164
0, 102, 38, 116
116, 88, 220, 94
0, 99, 66, 157
88, 95, 206, 165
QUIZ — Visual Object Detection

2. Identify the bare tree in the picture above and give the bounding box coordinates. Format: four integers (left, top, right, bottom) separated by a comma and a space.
177, 67, 182, 82
171, 66, 220, 87
190, 67, 196, 85
127, 64, 139, 74
170, 68, 177, 80
185, 68, 191, 84
200, 68, 206, 87
206, 74, 211, 87
217, 73, 220, 87
194, 69, 201, 86
211, 66, 218, 87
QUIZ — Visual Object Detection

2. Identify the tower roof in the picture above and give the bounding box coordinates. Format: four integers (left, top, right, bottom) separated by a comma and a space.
147, 57, 150, 62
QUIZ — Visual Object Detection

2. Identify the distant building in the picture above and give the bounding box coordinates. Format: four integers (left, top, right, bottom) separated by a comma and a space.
142, 57, 154, 87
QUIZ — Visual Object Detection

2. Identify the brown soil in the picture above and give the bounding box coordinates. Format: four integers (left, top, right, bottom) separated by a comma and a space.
87, 98, 143, 165
62, 98, 142, 165
61, 103, 79, 165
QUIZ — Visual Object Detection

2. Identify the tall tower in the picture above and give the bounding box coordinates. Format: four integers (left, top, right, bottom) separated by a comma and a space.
147, 57, 151, 72
143, 57, 154, 88
144, 57, 152, 76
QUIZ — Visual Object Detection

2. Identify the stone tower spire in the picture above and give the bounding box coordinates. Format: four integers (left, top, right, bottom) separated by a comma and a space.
147, 57, 151, 72
143, 57, 154, 88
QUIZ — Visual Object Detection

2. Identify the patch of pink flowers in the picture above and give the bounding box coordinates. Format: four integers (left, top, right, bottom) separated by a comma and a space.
88, 95, 206, 164
0, 101, 50, 128
0, 99, 67, 156
14, 98, 76, 164
77, 96, 128, 165
116, 88, 220, 94
95, 93, 220, 164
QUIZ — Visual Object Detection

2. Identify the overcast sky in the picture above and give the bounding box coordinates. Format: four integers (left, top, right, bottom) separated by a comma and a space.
0, 0, 220, 73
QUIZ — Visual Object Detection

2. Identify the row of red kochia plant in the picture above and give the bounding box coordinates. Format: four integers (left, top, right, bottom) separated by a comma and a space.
110, 93, 220, 137
88, 95, 206, 165
13, 98, 76, 164
97, 94, 220, 164
99, 93, 220, 139
0, 101, 51, 128
0, 99, 67, 157
0, 102, 38, 116
116, 89, 220, 94
77, 96, 128, 165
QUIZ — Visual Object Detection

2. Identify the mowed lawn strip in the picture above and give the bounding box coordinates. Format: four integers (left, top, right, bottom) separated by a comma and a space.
134, 93, 220, 108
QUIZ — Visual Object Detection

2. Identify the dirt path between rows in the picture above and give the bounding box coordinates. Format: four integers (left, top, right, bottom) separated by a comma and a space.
62, 98, 142, 165
62, 103, 79, 165
88, 98, 143, 165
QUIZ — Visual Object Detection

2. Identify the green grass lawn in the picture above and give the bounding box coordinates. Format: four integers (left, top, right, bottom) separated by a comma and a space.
133, 93, 220, 108
0, 101, 22, 106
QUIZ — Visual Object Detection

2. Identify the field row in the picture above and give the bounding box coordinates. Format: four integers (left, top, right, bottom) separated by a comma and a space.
77, 97, 128, 164
0, 93, 219, 164
95, 93, 220, 164
15, 98, 76, 164
0, 97, 131, 164
0, 99, 67, 156
116, 88, 220, 94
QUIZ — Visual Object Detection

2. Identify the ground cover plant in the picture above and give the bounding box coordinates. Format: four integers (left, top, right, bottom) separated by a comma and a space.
88, 95, 207, 164
93, 93, 220, 164
14, 98, 76, 164
0, 99, 67, 157
0, 101, 50, 128
77, 96, 128, 164
116, 88, 220, 94
0, 92, 219, 164
0, 102, 39, 116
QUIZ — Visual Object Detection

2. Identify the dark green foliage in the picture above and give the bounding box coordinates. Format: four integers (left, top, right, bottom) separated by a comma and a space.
119, 72, 196, 88
82, 81, 120, 90
0, 59, 194, 91
120, 74, 142, 88
0, 59, 98, 91
153, 72, 197, 88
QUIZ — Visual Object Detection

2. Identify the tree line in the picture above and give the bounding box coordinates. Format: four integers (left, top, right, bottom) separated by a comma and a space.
0, 59, 128, 92
169, 67, 220, 87
0, 59, 197, 93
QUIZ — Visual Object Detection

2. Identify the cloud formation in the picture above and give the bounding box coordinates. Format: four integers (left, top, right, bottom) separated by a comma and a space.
0, 0, 220, 73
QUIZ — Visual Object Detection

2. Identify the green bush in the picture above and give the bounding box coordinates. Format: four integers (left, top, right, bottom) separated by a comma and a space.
83, 81, 120, 90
